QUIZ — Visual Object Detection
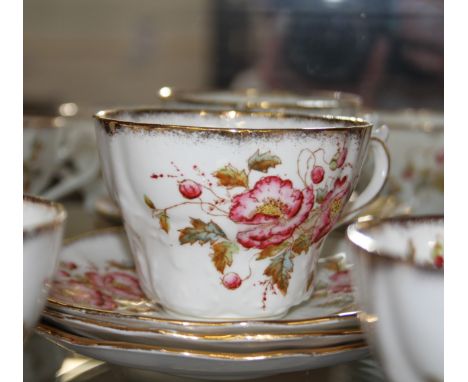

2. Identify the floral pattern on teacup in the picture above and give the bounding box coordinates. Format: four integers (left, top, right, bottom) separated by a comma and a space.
144, 147, 353, 308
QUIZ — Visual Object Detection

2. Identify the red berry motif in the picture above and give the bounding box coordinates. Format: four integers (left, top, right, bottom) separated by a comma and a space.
178, 180, 202, 199
222, 272, 242, 290
434, 255, 444, 269
337, 148, 348, 168
311, 166, 325, 184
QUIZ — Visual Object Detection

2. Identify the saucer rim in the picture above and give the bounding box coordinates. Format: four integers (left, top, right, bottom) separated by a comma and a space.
37, 323, 367, 360
44, 308, 363, 340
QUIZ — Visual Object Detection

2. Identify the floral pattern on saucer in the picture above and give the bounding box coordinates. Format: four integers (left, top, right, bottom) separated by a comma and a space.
51, 261, 147, 311
50, 255, 354, 314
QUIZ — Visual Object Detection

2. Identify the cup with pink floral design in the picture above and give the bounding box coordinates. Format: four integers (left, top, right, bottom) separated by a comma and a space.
94, 109, 389, 319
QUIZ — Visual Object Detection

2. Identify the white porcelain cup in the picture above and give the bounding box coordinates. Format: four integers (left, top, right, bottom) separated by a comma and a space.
23, 115, 100, 200
361, 109, 443, 215
161, 88, 362, 117
347, 216, 444, 382
23, 195, 66, 340
95, 109, 389, 319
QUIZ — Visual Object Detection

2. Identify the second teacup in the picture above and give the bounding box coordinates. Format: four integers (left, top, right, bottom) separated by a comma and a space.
95, 109, 388, 319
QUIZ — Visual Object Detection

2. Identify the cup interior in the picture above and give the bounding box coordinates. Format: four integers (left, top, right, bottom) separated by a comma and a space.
347, 216, 443, 267
23, 195, 66, 233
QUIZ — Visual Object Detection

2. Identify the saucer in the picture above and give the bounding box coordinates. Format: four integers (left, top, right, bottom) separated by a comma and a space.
94, 195, 122, 222
38, 323, 368, 381
43, 308, 363, 352
47, 228, 360, 334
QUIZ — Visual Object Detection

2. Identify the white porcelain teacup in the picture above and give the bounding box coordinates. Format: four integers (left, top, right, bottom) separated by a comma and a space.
361, 109, 443, 215
23, 115, 100, 200
95, 109, 389, 319
347, 216, 443, 382
161, 88, 362, 116
23, 195, 66, 340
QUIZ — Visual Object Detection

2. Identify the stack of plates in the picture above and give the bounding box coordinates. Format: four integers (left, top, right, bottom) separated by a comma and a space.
39, 228, 368, 380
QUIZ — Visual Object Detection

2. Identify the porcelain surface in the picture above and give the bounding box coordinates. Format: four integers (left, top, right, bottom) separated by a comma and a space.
347, 216, 444, 382
95, 109, 388, 319
23, 115, 100, 200
47, 228, 361, 334
164, 89, 362, 116
363, 109, 443, 215
43, 308, 363, 352
38, 324, 368, 380
23, 195, 66, 339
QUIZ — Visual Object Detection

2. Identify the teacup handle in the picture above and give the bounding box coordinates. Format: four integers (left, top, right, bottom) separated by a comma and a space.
338, 137, 390, 225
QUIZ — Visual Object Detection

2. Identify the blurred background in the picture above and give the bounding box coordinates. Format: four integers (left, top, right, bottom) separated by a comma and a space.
24, 0, 443, 111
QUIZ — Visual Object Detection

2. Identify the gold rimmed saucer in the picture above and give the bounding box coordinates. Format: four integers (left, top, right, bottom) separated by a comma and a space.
47, 228, 360, 334
37, 323, 368, 380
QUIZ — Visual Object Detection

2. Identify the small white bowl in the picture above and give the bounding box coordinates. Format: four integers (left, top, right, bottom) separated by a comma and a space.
346, 216, 443, 382
23, 195, 66, 340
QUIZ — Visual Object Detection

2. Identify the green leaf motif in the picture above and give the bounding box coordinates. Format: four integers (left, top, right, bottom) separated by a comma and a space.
248, 150, 282, 173
264, 250, 294, 295
159, 212, 169, 234
179, 218, 227, 245
291, 234, 311, 255
210, 241, 239, 273
144, 195, 156, 210
256, 242, 289, 261
212, 165, 248, 188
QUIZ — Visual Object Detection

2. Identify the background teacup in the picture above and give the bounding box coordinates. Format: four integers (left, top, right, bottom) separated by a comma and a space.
23, 195, 66, 340
347, 216, 443, 382
361, 109, 443, 215
23, 112, 100, 202
95, 109, 389, 319
160, 88, 362, 116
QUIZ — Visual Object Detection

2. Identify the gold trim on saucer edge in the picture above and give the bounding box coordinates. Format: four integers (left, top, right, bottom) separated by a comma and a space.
37, 323, 368, 360
48, 227, 359, 328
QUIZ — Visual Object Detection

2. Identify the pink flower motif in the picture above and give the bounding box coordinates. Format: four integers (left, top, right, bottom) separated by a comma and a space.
86, 271, 144, 300
179, 179, 202, 199
329, 270, 352, 293
50, 280, 118, 310
229, 176, 315, 249
311, 176, 351, 244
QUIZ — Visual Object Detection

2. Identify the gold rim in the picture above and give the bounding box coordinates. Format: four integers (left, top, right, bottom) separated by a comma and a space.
167, 89, 362, 111
44, 308, 363, 340
48, 227, 359, 327
37, 323, 367, 360
23, 194, 67, 240
94, 108, 372, 136
346, 215, 444, 272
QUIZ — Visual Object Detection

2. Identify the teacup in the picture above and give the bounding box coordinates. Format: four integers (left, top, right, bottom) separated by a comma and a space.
347, 216, 443, 382
361, 109, 443, 215
23, 195, 66, 340
95, 109, 389, 319
24, 114, 100, 200
161, 88, 362, 116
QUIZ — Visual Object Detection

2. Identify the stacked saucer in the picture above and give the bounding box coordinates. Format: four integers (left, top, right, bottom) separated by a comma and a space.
39, 228, 368, 380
